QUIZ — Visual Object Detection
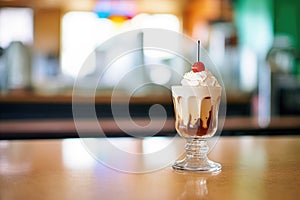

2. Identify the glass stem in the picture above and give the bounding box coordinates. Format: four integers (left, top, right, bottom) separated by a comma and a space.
185, 138, 209, 160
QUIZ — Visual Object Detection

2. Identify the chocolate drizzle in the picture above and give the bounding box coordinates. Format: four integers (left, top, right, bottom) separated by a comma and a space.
197, 106, 213, 136
173, 96, 215, 137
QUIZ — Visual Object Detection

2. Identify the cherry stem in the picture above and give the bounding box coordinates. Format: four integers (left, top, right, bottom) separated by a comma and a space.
197, 40, 200, 62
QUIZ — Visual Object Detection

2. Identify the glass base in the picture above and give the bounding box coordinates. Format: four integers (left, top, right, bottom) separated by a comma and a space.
172, 158, 221, 172
172, 138, 222, 172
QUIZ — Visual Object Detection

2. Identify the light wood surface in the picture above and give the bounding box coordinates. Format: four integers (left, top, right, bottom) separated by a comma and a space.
1, 136, 300, 200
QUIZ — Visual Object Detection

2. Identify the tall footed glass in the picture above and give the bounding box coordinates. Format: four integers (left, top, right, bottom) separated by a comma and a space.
172, 85, 222, 172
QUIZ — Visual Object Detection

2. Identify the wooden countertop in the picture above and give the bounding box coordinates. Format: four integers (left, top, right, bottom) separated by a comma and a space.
0, 136, 299, 200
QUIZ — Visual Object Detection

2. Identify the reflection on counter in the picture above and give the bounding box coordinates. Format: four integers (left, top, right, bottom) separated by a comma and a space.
0, 140, 31, 175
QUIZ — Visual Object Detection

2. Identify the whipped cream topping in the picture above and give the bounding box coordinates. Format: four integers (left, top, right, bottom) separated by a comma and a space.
181, 69, 220, 87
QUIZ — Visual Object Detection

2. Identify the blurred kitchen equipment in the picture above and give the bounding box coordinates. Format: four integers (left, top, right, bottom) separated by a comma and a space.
267, 35, 300, 115
0, 46, 7, 94
5, 41, 32, 90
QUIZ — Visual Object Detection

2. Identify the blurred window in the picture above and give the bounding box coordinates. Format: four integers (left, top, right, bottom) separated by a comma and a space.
0, 7, 33, 48
61, 11, 180, 78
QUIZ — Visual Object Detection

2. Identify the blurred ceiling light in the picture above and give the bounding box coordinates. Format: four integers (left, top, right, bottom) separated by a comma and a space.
61, 12, 98, 77
61, 12, 117, 77
132, 13, 180, 59
149, 65, 172, 85
240, 47, 257, 92
131, 13, 180, 31
94, 0, 136, 19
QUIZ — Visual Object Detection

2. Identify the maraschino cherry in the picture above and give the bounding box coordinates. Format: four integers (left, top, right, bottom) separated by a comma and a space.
192, 61, 205, 72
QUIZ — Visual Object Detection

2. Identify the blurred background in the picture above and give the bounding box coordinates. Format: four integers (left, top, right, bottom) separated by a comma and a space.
0, 0, 300, 138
